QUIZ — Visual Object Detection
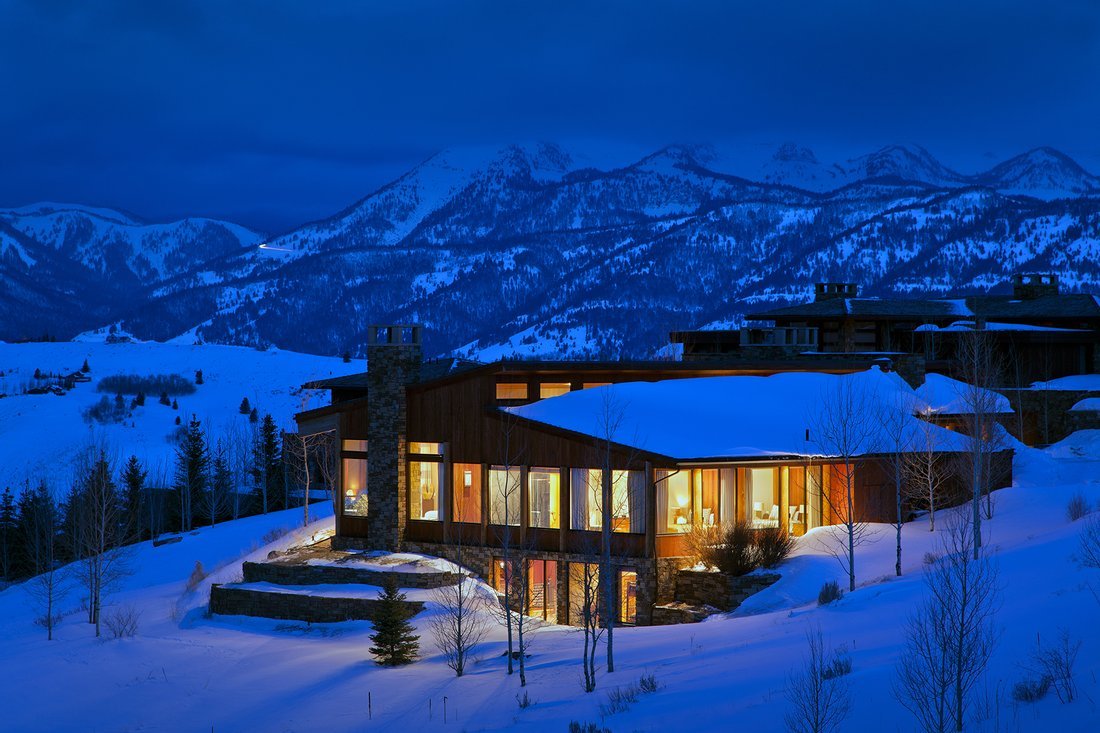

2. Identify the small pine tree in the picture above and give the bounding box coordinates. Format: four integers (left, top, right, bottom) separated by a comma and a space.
342, 351, 351, 363
249, 407, 259, 424
195, 369, 204, 385
120, 455, 146, 540
135, 391, 146, 406
171, 398, 178, 410
239, 397, 252, 415
175, 415, 181, 425
159, 392, 171, 406
33, 368, 41, 380
81, 359, 90, 373
369, 576, 420, 666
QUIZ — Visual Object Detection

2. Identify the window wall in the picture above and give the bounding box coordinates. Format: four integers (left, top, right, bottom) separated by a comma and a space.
569, 469, 644, 533
453, 463, 482, 524
409, 461, 443, 521
568, 562, 600, 626
657, 468, 734, 533
539, 382, 571, 399
528, 559, 558, 623
342, 458, 368, 516
489, 466, 522, 526
620, 570, 637, 625
746, 468, 779, 528
528, 468, 560, 528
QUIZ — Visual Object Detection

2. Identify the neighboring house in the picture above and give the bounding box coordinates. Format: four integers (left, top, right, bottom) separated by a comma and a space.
671, 273, 1100, 387
295, 324, 1010, 626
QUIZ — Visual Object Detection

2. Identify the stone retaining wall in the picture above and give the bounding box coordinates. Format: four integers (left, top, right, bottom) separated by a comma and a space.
674, 570, 781, 612
243, 560, 460, 589
209, 584, 424, 623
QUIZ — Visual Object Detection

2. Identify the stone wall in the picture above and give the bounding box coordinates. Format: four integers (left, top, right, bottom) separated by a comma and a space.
674, 570, 781, 612
242, 560, 460, 589
209, 584, 424, 623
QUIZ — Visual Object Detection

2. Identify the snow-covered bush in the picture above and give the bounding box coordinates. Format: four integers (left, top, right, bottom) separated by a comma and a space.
1011, 675, 1051, 703
817, 580, 843, 606
568, 722, 611, 733
1066, 492, 1090, 522
638, 671, 659, 693
755, 527, 796, 569
684, 521, 758, 575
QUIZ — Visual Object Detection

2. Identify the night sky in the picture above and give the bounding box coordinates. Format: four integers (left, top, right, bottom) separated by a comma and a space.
2, 0, 1098, 232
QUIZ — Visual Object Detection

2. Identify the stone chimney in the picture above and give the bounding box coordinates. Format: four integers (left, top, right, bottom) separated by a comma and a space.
365, 325, 423, 551
1012, 273, 1060, 300
814, 283, 858, 302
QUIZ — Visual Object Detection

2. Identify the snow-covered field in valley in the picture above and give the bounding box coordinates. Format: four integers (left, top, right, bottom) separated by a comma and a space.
0, 339, 360, 488
2, 429, 1100, 732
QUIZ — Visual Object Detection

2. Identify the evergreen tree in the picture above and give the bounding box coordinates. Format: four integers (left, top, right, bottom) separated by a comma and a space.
0, 486, 16, 580
171, 398, 178, 410
173, 416, 209, 531
239, 397, 252, 415
159, 391, 171, 406
369, 576, 420, 666
195, 369, 204, 385
120, 455, 147, 540
135, 391, 146, 406
251, 414, 284, 512
342, 351, 351, 363
249, 407, 259, 424
81, 358, 90, 373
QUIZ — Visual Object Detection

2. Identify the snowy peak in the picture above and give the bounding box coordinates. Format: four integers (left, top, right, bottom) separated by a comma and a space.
977, 147, 1100, 199
842, 144, 965, 187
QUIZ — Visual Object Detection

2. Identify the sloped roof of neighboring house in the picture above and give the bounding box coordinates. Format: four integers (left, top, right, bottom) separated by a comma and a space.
1030, 374, 1100, 391
506, 367, 973, 462
1070, 397, 1100, 412
750, 293, 1100, 321
915, 373, 1014, 414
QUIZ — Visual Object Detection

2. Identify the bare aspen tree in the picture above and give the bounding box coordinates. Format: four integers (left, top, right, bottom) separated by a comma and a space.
812, 377, 878, 592
895, 513, 998, 733
784, 627, 851, 733
877, 395, 914, 576
24, 481, 69, 640
285, 429, 336, 527
429, 540, 490, 677
76, 449, 134, 636
905, 410, 950, 533
572, 551, 604, 693
491, 410, 526, 677
954, 328, 1006, 557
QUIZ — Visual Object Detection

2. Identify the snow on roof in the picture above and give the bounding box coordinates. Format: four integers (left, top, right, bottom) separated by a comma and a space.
507, 367, 972, 461
913, 320, 1085, 333
1030, 374, 1100, 391
916, 373, 1014, 415
1070, 397, 1100, 412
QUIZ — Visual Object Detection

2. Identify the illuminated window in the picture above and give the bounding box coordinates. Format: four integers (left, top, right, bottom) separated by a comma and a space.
747, 468, 779, 528
568, 562, 600, 625
342, 439, 368, 452
569, 469, 644, 533
453, 463, 482, 523
495, 382, 528, 400
582, 382, 611, 389
694, 469, 719, 527
342, 458, 368, 516
528, 559, 558, 623
409, 441, 442, 456
409, 461, 443, 521
657, 470, 691, 533
528, 468, 561, 528
539, 382, 571, 399
620, 570, 638, 624
489, 466, 521, 526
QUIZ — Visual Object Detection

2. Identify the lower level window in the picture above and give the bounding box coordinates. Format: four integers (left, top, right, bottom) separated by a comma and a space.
568, 562, 601, 626
409, 461, 443, 520
620, 570, 638, 624
342, 458, 368, 516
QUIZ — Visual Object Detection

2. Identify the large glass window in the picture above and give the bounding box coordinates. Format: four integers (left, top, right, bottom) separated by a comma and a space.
620, 570, 638, 625
528, 468, 561, 528
568, 562, 600, 626
788, 467, 806, 536
570, 469, 644, 533
342, 458, 368, 516
807, 465, 824, 531
489, 466, 521, 526
342, 439, 368, 452
539, 382, 571, 399
495, 383, 528, 401
409, 461, 443, 521
657, 470, 691, 533
453, 463, 482, 524
409, 442, 442, 456
748, 468, 779, 528
528, 559, 558, 623
695, 469, 720, 527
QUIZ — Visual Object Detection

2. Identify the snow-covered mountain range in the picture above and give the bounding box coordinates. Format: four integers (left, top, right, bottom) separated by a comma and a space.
3, 144, 1099, 359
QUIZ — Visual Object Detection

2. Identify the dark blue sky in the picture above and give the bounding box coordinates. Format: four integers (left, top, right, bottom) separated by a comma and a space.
2, 0, 1098, 232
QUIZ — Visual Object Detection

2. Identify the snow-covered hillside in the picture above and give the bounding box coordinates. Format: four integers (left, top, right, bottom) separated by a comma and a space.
2, 433, 1099, 732
0, 339, 360, 488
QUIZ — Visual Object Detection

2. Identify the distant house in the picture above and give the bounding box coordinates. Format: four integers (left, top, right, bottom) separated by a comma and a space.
296, 324, 1009, 626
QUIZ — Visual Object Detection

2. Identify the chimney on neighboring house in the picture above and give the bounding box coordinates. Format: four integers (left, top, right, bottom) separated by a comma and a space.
365, 324, 423, 551
1012, 273, 1060, 300
814, 282, 859, 302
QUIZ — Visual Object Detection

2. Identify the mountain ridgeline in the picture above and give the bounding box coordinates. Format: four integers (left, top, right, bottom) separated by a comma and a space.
3, 144, 1099, 359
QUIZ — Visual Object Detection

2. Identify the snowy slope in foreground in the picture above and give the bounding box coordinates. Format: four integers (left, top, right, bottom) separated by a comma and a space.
2, 437, 1100, 731
0, 340, 361, 488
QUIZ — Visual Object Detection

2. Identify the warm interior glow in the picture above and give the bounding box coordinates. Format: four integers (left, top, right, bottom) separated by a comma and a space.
495, 382, 528, 400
